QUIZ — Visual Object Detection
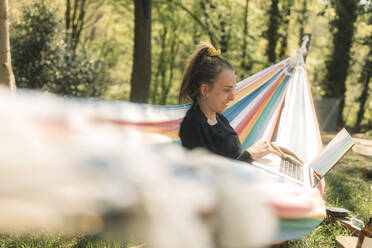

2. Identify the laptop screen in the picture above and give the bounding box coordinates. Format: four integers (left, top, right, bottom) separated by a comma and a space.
308, 128, 354, 176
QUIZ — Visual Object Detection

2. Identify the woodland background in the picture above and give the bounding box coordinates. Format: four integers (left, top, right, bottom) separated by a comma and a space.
4, 0, 372, 130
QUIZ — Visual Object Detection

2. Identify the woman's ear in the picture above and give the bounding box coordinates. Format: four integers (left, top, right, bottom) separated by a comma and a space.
200, 83, 209, 98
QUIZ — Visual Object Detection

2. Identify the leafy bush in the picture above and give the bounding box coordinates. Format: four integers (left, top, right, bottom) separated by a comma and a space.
10, 2, 105, 97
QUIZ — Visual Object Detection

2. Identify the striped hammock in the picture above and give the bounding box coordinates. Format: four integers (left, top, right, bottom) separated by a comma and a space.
102, 59, 320, 151
88, 55, 326, 241
97, 57, 323, 163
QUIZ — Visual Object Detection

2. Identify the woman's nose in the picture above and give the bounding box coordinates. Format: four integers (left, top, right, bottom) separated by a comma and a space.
229, 92, 235, 101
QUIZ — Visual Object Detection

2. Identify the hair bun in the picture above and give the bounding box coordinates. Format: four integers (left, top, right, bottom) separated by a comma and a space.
207, 47, 221, 57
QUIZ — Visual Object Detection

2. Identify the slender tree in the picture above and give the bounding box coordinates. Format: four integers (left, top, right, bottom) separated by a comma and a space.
323, 0, 359, 127
65, 0, 89, 52
264, 0, 280, 63
162, 37, 177, 105
199, 0, 217, 46
355, 12, 372, 131
151, 25, 167, 104
240, 0, 251, 72
355, 49, 371, 130
297, 0, 308, 48
278, 0, 294, 59
199, 0, 233, 51
164, 0, 214, 44
0, 0, 15, 89
65, 0, 105, 53
130, 0, 151, 103
164, 0, 231, 52
150, 1, 180, 105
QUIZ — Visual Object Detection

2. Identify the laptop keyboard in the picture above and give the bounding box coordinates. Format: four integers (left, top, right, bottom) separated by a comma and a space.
279, 158, 304, 181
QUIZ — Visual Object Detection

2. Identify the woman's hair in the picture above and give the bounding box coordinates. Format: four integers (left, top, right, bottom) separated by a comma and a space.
179, 42, 234, 103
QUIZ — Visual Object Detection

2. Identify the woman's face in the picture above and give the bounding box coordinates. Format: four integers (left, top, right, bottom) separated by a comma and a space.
202, 69, 236, 113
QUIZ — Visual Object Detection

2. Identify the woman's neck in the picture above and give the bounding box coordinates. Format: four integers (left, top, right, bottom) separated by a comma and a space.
197, 100, 217, 125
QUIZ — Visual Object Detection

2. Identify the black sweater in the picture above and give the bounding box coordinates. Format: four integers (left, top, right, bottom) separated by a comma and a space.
179, 104, 252, 162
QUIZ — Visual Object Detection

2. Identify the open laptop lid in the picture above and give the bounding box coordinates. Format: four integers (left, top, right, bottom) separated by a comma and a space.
308, 128, 354, 178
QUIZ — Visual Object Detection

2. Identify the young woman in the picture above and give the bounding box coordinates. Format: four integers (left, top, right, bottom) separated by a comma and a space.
178, 42, 287, 163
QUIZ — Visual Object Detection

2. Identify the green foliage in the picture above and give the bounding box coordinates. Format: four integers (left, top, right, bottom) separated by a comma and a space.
10, 1, 106, 97
41, 44, 105, 97
10, 2, 57, 90
8, 0, 372, 125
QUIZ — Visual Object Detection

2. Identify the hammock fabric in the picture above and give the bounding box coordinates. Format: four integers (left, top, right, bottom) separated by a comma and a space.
90, 55, 326, 241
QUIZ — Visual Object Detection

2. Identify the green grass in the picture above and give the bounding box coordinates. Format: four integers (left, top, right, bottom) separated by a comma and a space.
283, 221, 352, 248
0, 234, 137, 248
0, 233, 72, 248
1, 135, 371, 248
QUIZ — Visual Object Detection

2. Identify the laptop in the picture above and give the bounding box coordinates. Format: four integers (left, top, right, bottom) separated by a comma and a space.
251, 128, 354, 187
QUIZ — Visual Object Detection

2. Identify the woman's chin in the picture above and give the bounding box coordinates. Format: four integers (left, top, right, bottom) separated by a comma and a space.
220, 107, 227, 113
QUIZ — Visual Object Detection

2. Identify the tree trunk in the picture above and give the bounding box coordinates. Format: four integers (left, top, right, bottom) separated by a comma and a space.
217, 2, 231, 54
151, 25, 167, 104
158, 27, 167, 104
265, 0, 280, 64
355, 49, 371, 131
199, 0, 231, 53
278, 0, 293, 59
163, 0, 217, 46
0, 0, 16, 89
298, 0, 308, 48
323, 0, 358, 127
65, 0, 88, 53
200, 0, 217, 46
161, 36, 177, 105
130, 0, 151, 103
218, 19, 229, 53
240, 0, 250, 72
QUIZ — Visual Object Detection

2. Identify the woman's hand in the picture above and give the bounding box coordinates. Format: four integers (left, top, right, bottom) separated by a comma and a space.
246, 139, 282, 160
271, 142, 303, 163
247, 140, 303, 164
